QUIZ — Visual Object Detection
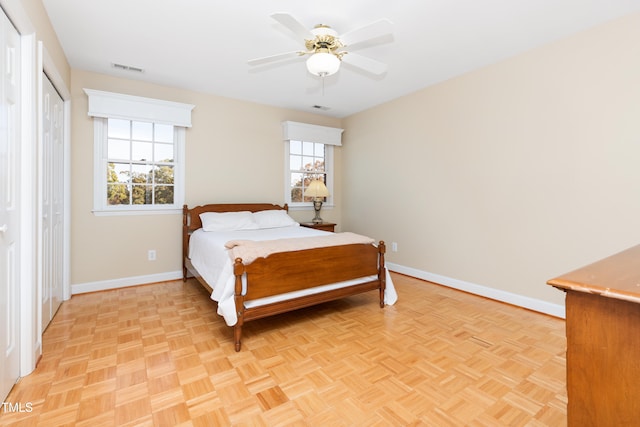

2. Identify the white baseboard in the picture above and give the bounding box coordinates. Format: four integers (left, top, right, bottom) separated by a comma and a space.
71, 270, 183, 295
387, 263, 565, 319
71, 265, 566, 319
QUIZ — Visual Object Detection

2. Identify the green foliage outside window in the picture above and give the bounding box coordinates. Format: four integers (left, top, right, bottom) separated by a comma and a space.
107, 162, 174, 205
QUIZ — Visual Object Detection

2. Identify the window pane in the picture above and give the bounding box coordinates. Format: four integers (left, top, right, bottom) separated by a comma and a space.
132, 121, 153, 141
108, 139, 130, 160
314, 143, 324, 157
153, 165, 174, 184
302, 141, 314, 155
155, 124, 174, 143
290, 172, 303, 203
109, 162, 130, 183
290, 155, 302, 171
290, 172, 303, 187
290, 140, 302, 155
131, 164, 151, 184
131, 184, 152, 204
154, 143, 174, 162
303, 156, 315, 171
290, 187, 303, 203
154, 185, 174, 204
108, 119, 130, 139
132, 141, 153, 162
107, 183, 130, 205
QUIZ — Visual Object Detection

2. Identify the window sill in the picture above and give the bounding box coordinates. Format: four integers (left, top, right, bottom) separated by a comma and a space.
93, 208, 182, 216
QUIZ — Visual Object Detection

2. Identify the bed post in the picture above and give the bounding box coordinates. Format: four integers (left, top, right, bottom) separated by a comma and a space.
182, 205, 189, 282
233, 258, 245, 352
378, 241, 386, 308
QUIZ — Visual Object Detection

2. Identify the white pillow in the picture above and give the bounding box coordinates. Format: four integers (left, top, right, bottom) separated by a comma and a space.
252, 210, 299, 229
199, 211, 258, 232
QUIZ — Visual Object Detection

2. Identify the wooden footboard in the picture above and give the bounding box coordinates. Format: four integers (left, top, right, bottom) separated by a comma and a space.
232, 242, 386, 351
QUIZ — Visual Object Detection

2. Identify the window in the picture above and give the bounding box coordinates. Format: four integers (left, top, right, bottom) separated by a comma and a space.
282, 121, 343, 209
287, 140, 332, 205
85, 89, 194, 215
101, 118, 182, 209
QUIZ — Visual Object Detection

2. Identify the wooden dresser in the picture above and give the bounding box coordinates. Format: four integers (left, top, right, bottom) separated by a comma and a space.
547, 244, 640, 427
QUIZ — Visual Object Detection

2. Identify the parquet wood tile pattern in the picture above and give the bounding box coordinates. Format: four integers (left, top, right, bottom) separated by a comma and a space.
1, 273, 567, 426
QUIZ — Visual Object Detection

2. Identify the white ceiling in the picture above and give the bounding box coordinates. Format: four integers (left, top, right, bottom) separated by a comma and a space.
42, 0, 640, 118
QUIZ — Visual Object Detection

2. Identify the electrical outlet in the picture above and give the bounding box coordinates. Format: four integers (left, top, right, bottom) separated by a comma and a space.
148, 249, 156, 261
391, 242, 398, 252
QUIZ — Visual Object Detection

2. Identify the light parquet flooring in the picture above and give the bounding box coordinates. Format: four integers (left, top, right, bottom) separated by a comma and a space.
1, 273, 567, 426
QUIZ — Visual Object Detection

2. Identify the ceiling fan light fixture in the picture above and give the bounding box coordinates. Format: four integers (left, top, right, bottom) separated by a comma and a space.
306, 50, 340, 77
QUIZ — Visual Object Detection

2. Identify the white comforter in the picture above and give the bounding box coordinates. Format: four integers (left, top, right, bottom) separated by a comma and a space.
188, 225, 398, 326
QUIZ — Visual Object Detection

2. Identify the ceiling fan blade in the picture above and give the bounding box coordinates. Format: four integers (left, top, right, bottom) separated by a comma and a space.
342, 52, 388, 76
339, 19, 393, 47
270, 13, 313, 41
248, 51, 302, 66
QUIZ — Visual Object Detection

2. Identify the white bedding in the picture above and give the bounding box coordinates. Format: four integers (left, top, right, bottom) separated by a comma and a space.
188, 225, 398, 326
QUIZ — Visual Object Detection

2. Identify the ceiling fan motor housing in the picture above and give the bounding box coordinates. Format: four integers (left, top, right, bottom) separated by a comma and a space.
306, 25, 343, 54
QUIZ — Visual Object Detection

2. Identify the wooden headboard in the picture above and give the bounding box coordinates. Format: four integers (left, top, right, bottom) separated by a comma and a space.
182, 203, 288, 277
183, 203, 288, 234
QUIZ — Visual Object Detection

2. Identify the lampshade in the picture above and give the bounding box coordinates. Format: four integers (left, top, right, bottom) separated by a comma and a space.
306, 50, 341, 77
303, 179, 330, 198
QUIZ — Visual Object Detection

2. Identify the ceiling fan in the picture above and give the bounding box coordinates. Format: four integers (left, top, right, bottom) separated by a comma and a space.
248, 13, 393, 78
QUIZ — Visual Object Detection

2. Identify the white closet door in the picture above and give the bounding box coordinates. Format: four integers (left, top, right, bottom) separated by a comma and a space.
41, 74, 64, 330
0, 9, 21, 402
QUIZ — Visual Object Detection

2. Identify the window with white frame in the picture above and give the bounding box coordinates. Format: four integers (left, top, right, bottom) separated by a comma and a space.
102, 118, 180, 207
85, 89, 194, 215
287, 139, 331, 205
282, 121, 343, 208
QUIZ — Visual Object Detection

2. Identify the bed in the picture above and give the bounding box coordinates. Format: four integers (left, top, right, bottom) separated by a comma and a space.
182, 203, 397, 351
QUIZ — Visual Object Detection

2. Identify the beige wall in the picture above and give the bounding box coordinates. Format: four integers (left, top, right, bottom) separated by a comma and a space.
68, 12, 640, 307
70, 70, 342, 284
342, 13, 640, 307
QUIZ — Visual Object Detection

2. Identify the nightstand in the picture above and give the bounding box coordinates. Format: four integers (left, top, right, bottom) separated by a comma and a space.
300, 222, 336, 232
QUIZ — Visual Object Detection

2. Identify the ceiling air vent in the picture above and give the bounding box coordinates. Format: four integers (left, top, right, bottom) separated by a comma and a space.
311, 105, 330, 111
111, 63, 145, 73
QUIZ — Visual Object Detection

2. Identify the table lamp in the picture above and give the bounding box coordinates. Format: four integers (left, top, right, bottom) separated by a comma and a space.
303, 179, 329, 223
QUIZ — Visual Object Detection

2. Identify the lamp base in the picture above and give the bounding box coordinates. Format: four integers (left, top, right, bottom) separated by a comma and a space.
312, 199, 324, 223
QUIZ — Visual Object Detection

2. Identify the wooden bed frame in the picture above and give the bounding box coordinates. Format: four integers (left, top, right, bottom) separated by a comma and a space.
182, 203, 386, 351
